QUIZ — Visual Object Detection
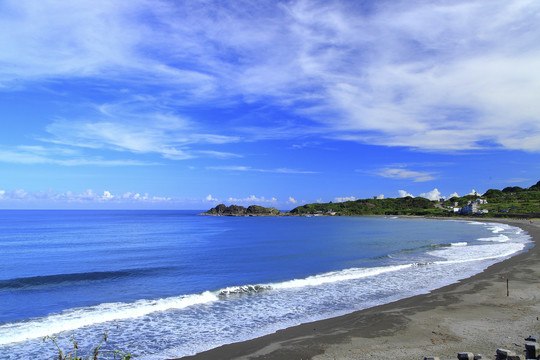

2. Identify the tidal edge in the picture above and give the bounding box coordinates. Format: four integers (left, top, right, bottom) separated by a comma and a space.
175, 218, 540, 360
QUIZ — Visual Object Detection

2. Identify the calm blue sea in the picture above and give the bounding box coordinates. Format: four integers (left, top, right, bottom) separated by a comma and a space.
0, 210, 532, 359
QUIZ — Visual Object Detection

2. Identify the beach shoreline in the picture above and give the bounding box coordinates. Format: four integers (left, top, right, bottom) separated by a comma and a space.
177, 218, 540, 360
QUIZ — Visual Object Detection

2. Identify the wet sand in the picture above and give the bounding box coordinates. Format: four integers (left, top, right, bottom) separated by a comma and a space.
178, 218, 540, 360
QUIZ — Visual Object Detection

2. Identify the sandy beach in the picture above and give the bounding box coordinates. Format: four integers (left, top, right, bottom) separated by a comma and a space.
178, 218, 540, 360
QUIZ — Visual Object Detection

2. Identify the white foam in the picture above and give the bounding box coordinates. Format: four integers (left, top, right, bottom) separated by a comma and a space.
429, 222, 529, 263
478, 234, 510, 242
0, 291, 218, 345
219, 284, 271, 295
467, 221, 485, 226
1, 220, 531, 359
429, 243, 525, 264
487, 225, 507, 233
271, 264, 411, 289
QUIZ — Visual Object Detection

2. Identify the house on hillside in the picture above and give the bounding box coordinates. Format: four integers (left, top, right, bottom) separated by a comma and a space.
461, 199, 488, 215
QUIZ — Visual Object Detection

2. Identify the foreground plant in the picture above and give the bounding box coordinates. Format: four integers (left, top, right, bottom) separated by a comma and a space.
43, 333, 131, 360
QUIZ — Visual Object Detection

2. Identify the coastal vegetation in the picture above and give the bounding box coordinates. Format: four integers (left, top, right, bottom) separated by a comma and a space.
294, 180, 540, 217
203, 181, 540, 218
469, 181, 540, 215
201, 204, 282, 216
43, 333, 131, 360
289, 196, 441, 216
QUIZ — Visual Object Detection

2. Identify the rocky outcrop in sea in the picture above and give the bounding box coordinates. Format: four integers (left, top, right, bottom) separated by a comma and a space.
200, 204, 282, 216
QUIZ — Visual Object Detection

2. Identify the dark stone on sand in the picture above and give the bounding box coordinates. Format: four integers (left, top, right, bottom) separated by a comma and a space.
496, 348, 516, 359
525, 342, 540, 359
458, 352, 474, 360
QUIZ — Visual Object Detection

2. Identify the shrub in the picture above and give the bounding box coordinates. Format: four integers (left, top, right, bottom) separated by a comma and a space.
43, 333, 131, 360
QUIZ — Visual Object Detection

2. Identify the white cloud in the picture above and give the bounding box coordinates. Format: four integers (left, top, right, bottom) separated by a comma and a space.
301, 1, 540, 152
374, 168, 436, 182
151, 196, 172, 201
207, 166, 317, 174
196, 150, 242, 159
469, 189, 480, 196
335, 196, 356, 203
44, 112, 241, 161
207, 166, 251, 171
0, 146, 152, 166
122, 192, 148, 200
102, 191, 114, 199
226, 195, 278, 205
288, 197, 297, 204
449, 192, 459, 198
0, 188, 172, 204
398, 190, 414, 198
419, 188, 442, 201
3, 189, 29, 200
1, 0, 539, 153
205, 194, 218, 202
378, 194, 385, 199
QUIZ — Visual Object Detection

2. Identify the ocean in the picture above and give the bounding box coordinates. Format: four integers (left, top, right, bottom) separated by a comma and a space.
0, 210, 532, 359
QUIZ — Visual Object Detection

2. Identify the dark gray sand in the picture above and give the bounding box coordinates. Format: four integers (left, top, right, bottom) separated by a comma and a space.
178, 219, 540, 360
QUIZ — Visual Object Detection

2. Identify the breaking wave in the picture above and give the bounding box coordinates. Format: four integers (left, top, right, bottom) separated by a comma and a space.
0, 220, 532, 360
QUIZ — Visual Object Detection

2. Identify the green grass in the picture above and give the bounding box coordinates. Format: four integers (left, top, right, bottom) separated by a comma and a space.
42, 333, 131, 360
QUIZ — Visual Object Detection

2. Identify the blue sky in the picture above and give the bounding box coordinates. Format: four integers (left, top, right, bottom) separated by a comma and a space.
1, 0, 539, 209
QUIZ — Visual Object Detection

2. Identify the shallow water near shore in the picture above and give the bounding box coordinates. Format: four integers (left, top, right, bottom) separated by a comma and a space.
0, 211, 532, 359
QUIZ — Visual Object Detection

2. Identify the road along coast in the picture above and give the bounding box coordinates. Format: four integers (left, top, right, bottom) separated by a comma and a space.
178, 218, 540, 360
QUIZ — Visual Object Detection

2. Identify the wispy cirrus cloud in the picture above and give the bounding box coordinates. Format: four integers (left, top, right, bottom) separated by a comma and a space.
1, 0, 540, 154
0, 146, 152, 166
40, 100, 242, 161
287, 0, 540, 152
206, 165, 317, 174
371, 167, 436, 182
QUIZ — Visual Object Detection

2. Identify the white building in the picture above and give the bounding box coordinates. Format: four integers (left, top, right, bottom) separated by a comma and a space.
460, 199, 488, 214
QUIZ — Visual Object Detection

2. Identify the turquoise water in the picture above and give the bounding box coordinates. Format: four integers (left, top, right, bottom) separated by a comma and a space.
0, 211, 531, 359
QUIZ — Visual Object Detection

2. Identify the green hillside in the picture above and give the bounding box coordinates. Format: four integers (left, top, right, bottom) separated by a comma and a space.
290, 180, 540, 218
290, 196, 443, 216
443, 181, 540, 217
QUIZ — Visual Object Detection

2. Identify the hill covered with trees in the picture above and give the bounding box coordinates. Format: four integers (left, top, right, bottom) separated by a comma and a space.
202, 181, 540, 218
441, 180, 540, 217
289, 180, 540, 218
289, 196, 440, 216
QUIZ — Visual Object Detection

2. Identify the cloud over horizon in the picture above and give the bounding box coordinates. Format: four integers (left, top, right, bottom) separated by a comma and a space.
0, 188, 172, 204
419, 188, 442, 201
